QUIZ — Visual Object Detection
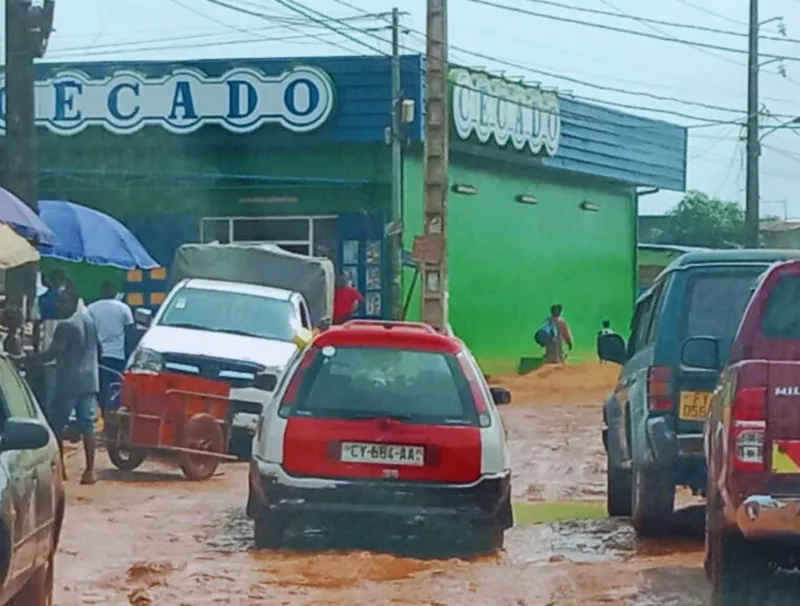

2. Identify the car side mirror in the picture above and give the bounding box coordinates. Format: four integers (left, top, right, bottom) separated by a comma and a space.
253, 373, 278, 392
490, 386, 512, 406
681, 336, 720, 370
598, 333, 628, 365
134, 307, 152, 327
0, 419, 50, 452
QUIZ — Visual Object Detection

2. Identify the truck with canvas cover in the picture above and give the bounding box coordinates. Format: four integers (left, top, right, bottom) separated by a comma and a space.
117, 243, 334, 462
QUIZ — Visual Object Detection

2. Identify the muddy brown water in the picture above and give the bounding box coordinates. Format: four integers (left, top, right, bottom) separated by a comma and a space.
51, 364, 798, 604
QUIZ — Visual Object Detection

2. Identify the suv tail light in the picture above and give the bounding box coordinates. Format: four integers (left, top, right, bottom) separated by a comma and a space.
278, 347, 318, 415
456, 354, 491, 428
729, 386, 767, 472
647, 366, 673, 411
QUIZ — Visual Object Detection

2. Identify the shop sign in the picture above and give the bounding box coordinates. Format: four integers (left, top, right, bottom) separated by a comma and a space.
451, 68, 560, 156
0, 65, 336, 136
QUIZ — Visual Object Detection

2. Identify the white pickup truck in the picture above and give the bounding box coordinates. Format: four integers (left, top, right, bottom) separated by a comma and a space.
125, 243, 333, 459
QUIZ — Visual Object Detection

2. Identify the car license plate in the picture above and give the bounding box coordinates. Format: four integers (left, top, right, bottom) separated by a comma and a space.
678, 391, 711, 421
340, 442, 425, 466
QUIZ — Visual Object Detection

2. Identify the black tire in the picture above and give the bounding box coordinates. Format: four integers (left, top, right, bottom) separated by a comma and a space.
253, 513, 285, 549
606, 456, 632, 517
630, 465, 675, 536
106, 443, 147, 471
705, 489, 773, 605
472, 526, 504, 554
709, 531, 772, 605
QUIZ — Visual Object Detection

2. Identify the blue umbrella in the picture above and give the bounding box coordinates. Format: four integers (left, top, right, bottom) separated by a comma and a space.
0, 187, 58, 245
38, 200, 159, 269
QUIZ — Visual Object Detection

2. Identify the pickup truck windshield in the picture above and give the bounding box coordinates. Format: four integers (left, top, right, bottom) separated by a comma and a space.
681, 268, 766, 352
159, 287, 295, 342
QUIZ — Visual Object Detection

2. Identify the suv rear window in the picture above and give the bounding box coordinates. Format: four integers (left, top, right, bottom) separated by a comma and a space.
289, 346, 478, 425
682, 269, 764, 345
762, 275, 800, 338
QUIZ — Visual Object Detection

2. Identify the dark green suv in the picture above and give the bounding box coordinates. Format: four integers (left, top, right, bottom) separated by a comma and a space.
0, 355, 64, 605
600, 249, 800, 536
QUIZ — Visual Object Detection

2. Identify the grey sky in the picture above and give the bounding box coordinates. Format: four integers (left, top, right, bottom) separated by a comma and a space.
8, 0, 800, 216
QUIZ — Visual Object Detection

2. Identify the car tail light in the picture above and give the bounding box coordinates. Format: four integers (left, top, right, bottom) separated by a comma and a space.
278, 347, 317, 415
457, 354, 491, 427
729, 386, 766, 472
647, 366, 673, 411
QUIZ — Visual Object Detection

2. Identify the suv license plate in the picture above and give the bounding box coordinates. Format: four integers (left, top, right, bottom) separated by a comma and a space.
678, 391, 711, 421
340, 442, 424, 466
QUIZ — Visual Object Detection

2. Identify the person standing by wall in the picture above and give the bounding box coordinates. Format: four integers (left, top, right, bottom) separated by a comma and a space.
88, 280, 134, 413
535, 303, 573, 364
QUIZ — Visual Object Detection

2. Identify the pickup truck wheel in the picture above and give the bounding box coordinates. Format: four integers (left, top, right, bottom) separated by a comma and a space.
630, 466, 675, 536
606, 456, 632, 517
709, 531, 772, 606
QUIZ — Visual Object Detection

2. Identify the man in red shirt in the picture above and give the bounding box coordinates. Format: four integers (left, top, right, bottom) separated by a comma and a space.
333, 275, 364, 324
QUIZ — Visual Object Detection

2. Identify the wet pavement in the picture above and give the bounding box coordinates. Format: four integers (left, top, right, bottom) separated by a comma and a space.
52, 363, 792, 604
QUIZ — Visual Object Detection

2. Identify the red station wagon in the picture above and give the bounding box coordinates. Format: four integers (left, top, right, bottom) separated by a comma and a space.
703, 259, 800, 600
246, 320, 513, 553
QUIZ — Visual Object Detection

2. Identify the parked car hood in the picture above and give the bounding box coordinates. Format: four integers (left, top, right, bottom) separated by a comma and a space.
138, 325, 298, 370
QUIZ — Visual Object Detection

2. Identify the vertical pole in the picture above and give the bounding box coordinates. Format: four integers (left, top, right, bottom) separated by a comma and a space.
389, 7, 403, 320
4, 0, 40, 310
745, 0, 760, 248
420, 0, 449, 332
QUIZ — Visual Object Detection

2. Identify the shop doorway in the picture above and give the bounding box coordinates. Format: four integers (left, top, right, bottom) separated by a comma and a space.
199, 215, 339, 267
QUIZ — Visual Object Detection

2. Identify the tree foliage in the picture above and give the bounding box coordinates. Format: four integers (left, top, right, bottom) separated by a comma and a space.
662, 190, 744, 248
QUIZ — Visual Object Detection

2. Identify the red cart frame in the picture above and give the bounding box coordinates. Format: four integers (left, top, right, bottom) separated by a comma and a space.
105, 371, 239, 480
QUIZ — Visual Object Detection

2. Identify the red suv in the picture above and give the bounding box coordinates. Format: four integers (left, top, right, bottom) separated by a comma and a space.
703, 259, 800, 599
247, 320, 513, 552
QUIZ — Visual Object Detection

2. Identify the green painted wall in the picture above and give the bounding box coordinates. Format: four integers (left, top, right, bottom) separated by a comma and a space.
30, 129, 391, 299
38, 130, 390, 218
403, 153, 636, 373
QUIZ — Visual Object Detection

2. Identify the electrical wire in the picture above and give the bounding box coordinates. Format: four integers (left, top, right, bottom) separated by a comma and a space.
591, 0, 741, 67
49, 30, 356, 59
523, 0, 798, 44
122, 0, 753, 129
304, 0, 795, 121
198, 0, 380, 55
268, 0, 389, 55
673, 0, 747, 28
467, 0, 800, 64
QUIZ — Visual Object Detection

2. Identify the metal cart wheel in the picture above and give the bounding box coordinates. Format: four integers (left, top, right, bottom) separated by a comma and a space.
105, 412, 147, 471
177, 413, 225, 481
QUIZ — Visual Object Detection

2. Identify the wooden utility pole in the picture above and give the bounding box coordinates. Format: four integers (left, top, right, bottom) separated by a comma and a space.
416, 0, 449, 331
389, 7, 403, 320
3, 0, 54, 308
744, 0, 760, 247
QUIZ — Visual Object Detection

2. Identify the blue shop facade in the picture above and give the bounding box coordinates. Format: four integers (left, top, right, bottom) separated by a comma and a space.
0, 54, 686, 317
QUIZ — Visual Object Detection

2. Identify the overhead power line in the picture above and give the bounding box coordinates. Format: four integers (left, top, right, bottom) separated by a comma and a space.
522, 0, 799, 44
674, 0, 747, 28
468, 0, 800, 64
195, 0, 758, 128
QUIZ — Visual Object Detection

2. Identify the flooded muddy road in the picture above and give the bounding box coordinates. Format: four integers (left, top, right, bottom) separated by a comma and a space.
55, 364, 712, 605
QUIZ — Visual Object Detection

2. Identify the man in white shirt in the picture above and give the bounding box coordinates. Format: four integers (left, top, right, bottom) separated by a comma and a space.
87, 280, 134, 413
